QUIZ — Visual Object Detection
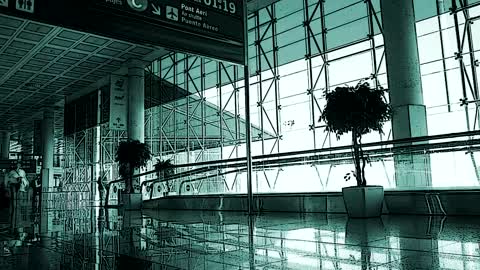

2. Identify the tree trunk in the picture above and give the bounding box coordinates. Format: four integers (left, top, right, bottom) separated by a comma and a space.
352, 131, 363, 186
126, 164, 133, 194
359, 136, 367, 186
128, 175, 133, 194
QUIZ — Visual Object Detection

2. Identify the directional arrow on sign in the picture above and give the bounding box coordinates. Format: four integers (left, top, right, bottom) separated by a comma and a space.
0, 0, 8, 7
152, 4, 161, 16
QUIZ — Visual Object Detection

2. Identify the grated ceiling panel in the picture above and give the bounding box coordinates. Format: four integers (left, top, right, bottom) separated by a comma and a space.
0, 12, 168, 150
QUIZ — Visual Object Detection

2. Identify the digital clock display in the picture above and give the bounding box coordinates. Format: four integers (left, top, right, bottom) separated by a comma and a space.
187, 0, 238, 15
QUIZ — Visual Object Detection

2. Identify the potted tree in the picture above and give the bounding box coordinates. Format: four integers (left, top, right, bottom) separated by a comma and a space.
154, 159, 175, 196
320, 81, 392, 218
115, 139, 152, 209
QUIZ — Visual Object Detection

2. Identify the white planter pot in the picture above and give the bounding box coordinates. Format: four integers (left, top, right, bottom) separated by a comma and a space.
342, 186, 384, 218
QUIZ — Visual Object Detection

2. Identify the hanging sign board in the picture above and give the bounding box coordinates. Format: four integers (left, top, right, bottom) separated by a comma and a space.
109, 75, 128, 131
0, 0, 246, 65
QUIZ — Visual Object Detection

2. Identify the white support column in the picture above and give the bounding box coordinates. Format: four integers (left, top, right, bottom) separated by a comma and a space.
128, 59, 145, 143
40, 109, 54, 234
127, 59, 145, 197
381, 0, 431, 187
41, 109, 54, 191
381, 0, 427, 139
94, 90, 101, 206
1, 131, 10, 160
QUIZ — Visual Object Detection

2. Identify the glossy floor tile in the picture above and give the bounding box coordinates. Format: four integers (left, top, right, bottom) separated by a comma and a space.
1, 201, 480, 269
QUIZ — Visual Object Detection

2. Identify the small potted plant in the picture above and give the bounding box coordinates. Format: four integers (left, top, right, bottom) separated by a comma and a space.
320, 81, 392, 218
115, 139, 152, 209
154, 159, 175, 196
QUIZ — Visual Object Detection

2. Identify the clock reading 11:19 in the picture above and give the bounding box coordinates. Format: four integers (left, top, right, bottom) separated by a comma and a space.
187, 0, 238, 15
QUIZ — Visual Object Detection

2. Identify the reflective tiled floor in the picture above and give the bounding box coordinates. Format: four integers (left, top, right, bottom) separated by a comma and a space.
1, 202, 480, 269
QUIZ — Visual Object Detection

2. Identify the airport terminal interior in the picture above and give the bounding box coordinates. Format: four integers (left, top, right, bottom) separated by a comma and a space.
1, 0, 480, 269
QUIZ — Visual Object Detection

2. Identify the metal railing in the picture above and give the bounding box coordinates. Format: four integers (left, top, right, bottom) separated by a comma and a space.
104, 130, 480, 206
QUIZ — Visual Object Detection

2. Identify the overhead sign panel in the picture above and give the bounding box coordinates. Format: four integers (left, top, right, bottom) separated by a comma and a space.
0, 0, 245, 64
16, 0, 34, 13
93, 0, 244, 44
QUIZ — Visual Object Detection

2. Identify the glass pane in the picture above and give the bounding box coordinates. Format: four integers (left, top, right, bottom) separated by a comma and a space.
278, 40, 306, 67
326, 17, 369, 50
414, 0, 438, 21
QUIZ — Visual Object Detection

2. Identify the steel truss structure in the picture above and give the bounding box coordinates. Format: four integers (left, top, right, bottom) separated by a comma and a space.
63, 128, 94, 193
62, 0, 480, 197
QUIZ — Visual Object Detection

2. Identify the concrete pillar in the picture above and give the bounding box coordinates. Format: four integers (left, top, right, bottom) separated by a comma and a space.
381, 0, 427, 139
381, 0, 431, 187
127, 59, 145, 143
94, 90, 101, 206
0, 131, 10, 203
39, 109, 54, 234
127, 60, 145, 195
1, 131, 10, 159
41, 109, 54, 191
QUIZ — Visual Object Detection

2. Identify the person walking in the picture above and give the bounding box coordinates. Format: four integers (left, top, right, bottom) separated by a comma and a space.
8, 161, 29, 192
7, 161, 29, 224
97, 176, 105, 206
30, 175, 40, 212
0, 171, 9, 210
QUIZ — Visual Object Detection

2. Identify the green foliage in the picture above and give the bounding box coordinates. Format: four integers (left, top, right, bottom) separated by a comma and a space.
115, 139, 152, 181
320, 82, 392, 186
154, 159, 175, 193
154, 159, 175, 178
321, 82, 391, 139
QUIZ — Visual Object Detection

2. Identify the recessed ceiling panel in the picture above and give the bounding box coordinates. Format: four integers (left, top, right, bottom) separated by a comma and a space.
98, 48, 120, 57
87, 56, 109, 63
64, 51, 87, 60
49, 38, 75, 48
58, 30, 84, 41
26, 59, 49, 67
21, 65, 43, 72
0, 12, 167, 148
0, 60, 16, 68
74, 43, 97, 52
33, 53, 56, 61
40, 47, 64, 55
56, 58, 77, 65
0, 54, 21, 62
130, 47, 154, 55
84, 36, 109, 46
25, 22, 53, 34
4, 47, 29, 56
107, 42, 131, 51
77, 61, 98, 69
17, 31, 44, 42
10, 40, 35, 50
10, 0, 245, 63
0, 16, 23, 28
0, 26, 16, 36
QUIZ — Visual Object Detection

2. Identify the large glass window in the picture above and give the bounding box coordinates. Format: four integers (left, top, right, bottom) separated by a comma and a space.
135, 0, 480, 195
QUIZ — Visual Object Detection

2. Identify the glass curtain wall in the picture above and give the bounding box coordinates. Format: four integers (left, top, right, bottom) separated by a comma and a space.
143, 0, 480, 195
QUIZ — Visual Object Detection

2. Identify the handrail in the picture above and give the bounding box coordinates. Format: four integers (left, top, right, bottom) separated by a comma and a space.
105, 130, 480, 205
142, 138, 480, 200
178, 168, 246, 195
119, 130, 480, 183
